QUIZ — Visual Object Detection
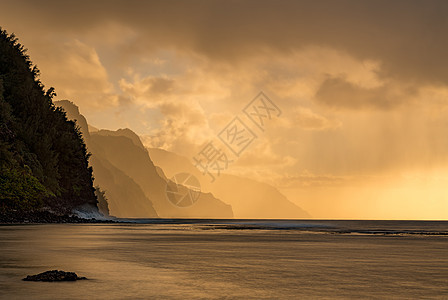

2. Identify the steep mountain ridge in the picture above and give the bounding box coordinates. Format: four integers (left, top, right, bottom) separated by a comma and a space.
89, 132, 233, 218
148, 148, 311, 219
55, 100, 158, 218
56, 101, 233, 218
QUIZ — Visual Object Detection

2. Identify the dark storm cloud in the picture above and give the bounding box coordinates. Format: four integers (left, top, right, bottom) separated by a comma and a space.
3, 0, 448, 84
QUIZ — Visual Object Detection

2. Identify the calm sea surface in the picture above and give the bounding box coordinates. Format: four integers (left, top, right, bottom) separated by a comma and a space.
0, 220, 447, 299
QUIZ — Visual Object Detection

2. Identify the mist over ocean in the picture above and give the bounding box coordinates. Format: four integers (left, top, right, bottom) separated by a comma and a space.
1, 220, 447, 299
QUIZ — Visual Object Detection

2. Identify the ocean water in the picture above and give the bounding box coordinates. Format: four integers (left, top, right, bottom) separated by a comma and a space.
0, 220, 447, 299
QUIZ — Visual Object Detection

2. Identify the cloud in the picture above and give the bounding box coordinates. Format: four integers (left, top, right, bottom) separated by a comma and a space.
4, 0, 448, 85
291, 107, 341, 130
314, 76, 418, 110
141, 101, 215, 156
234, 139, 297, 168
277, 171, 349, 188
119, 76, 175, 102
26, 39, 119, 109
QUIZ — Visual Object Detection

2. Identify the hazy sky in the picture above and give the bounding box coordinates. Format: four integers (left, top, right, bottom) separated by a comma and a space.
2, 0, 448, 219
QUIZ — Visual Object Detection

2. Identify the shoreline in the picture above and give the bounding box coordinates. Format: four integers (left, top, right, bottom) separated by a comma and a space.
0, 210, 116, 224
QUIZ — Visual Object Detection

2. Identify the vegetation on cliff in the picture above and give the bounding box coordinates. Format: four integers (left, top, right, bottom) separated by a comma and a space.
0, 28, 97, 214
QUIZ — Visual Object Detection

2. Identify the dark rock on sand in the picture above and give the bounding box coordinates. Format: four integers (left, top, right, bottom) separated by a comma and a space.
23, 270, 87, 282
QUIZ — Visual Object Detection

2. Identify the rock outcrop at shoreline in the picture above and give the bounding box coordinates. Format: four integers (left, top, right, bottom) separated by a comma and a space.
23, 270, 87, 282
0, 209, 115, 224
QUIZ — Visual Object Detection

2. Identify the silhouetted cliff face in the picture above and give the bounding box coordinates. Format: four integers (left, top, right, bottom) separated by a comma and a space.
55, 100, 157, 218
89, 132, 233, 218
148, 148, 311, 219
52, 100, 90, 139
56, 97, 303, 219
94, 128, 145, 150
89, 154, 157, 218
0, 29, 97, 214
56, 101, 233, 218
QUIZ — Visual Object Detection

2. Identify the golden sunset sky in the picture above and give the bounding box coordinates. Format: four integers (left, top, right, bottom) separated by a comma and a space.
2, 0, 448, 219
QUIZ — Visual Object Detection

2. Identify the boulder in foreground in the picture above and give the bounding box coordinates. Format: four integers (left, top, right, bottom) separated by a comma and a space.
23, 270, 87, 282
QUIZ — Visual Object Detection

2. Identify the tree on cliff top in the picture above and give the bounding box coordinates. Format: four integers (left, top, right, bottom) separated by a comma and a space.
0, 28, 97, 212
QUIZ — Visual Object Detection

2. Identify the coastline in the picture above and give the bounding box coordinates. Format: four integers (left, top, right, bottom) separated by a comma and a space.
0, 210, 116, 224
